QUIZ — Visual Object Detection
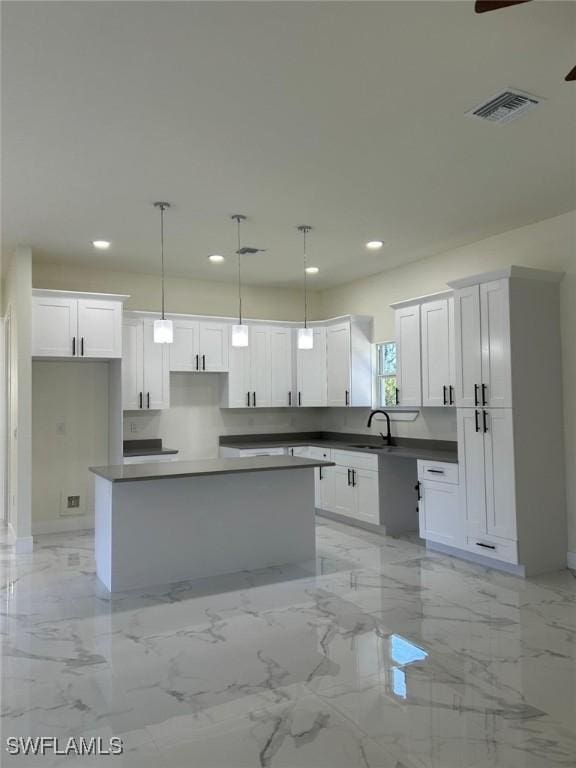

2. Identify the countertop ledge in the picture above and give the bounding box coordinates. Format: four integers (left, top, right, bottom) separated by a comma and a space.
90, 456, 335, 483
219, 432, 458, 463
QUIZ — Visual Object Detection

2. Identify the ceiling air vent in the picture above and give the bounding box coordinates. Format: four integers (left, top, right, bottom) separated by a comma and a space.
466, 88, 541, 125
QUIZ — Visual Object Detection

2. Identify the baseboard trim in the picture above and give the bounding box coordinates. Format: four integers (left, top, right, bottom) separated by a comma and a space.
427, 540, 526, 577
567, 551, 576, 570
32, 516, 94, 536
6, 523, 34, 553
315, 508, 387, 536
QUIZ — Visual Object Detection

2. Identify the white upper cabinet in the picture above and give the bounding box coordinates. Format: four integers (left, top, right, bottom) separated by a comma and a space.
33, 296, 78, 357
326, 322, 351, 407
32, 291, 125, 359
394, 303, 422, 406
269, 326, 293, 408
453, 278, 511, 408
421, 296, 455, 407
225, 341, 251, 408
297, 326, 327, 407
170, 320, 229, 373
122, 316, 170, 411
250, 326, 272, 407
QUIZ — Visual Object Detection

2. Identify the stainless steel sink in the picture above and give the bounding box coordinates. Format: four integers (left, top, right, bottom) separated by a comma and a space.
350, 444, 386, 450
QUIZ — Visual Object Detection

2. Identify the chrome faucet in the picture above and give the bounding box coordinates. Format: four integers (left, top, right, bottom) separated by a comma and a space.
366, 410, 392, 446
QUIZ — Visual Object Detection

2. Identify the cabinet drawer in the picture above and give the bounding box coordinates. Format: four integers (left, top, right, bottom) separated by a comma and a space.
417, 460, 458, 485
308, 446, 332, 461
332, 450, 378, 471
465, 535, 518, 564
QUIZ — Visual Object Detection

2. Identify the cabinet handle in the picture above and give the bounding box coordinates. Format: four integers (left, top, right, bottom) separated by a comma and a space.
147, 392, 150, 409
481, 383, 488, 406
81, 337, 84, 356
288, 392, 292, 406
395, 387, 400, 405
202, 354, 206, 371
414, 481, 421, 501
352, 469, 356, 487
247, 392, 250, 407
347, 468, 351, 486
139, 392, 143, 409
426, 468, 445, 474
195, 354, 199, 371
253, 391, 256, 407
449, 385, 454, 405
298, 392, 302, 407
72, 337, 76, 356
474, 384, 479, 406
474, 409, 480, 432
345, 390, 349, 406
443, 385, 447, 406
319, 467, 323, 480
290, 448, 294, 456
483, 409, 488, 433
476, 541, 496, 550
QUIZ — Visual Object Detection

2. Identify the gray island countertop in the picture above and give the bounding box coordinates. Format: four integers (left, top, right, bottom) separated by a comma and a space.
90, 455, 335, 483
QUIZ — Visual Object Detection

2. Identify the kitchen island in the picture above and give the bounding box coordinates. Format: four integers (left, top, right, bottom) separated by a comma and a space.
90, 456, 333, 592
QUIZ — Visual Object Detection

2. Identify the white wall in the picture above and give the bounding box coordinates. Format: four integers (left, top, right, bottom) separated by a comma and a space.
2, 247, 33, 550
32, 361, 109, 533
319, 210, 576, 552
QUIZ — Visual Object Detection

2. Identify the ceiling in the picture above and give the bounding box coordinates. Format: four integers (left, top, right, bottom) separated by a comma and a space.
2, 1, 575, 288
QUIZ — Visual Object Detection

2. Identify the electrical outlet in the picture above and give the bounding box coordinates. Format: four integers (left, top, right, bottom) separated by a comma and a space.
67, 495, 80, 509
129, 422, 138, 433
60, 492, 84, 517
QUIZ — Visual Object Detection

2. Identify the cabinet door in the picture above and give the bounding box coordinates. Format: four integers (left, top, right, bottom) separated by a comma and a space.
297, 327, 327, 406
353, 468, 379, 524
484, 408, 517, 540
457, 408, 486, 538
199, 322, 229, 372
77, 299, 122, 358
250, 326, 271, 407
480, 279, 512, 408
269, 327, 293, 407
395, 305, 421, 406
448, 296, 456, 403
122, 319, 144, 410
419, 481, 460, 547
227, 342, 251, 408
318, 465, 336, 511
421, 299, 450, 407
170, 320, 200, 372
32, 296, 77, 357
142, 320, 170, 410
453, 286, 482, 408
332, 465, 356, 517
326, 322, 351, 407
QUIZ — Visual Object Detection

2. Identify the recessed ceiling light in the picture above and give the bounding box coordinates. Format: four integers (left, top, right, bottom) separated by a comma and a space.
92, 240, 111, 249
305, 266, 319, 274
208, 254, 225, 263
366, 240, 384, 250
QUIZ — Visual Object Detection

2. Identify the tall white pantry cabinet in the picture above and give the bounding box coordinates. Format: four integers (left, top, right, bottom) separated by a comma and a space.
448, 267, 566, 576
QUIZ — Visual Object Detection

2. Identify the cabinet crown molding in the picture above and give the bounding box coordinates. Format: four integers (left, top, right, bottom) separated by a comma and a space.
447, 265, 564, 290
33, 288, 130, 302
390, 289, 453, 310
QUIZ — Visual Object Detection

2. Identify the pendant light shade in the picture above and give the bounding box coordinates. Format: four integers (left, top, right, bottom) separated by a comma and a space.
297, 225, 314, 350
153, 201, 173, 344
297, 327, 314, 350
231, 214, 248, 348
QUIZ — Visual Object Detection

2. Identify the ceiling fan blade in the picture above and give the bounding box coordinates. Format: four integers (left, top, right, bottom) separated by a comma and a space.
475, 0, 532, 13
565, 64, 576, 82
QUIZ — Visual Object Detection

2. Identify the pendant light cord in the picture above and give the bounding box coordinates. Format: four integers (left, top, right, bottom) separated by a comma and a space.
160, 205, 166, 320
303, 227, 308, 329
236, 217, 243, 326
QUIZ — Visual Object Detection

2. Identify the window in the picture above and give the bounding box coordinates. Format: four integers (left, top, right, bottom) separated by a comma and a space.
376, 341, 397, 407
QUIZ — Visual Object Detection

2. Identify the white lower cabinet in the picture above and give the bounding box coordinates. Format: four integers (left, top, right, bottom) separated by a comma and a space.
328, 450, 379, 524
417, 460, 461, 548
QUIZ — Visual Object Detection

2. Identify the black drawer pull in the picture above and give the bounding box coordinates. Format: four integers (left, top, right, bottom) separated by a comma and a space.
81, 337, 84, 356
345, 390, 349, 406
147, 392, 150, 409
298, 391, 302, 407
414, 481, 421, 501
481, 383, 487, 406
443, 385, 447, 405
247, 392, 250, 407
426, 469, 445, 474
474, 409, 480, 432
347, 468, 351, 486
449, 385, 454, 405
288, 392, 292, 406
476, 542, 496, 550
139, 392, 143, 409
483, 410, 488, 433
196, 354, 199, 370
253, 391, 256, 407
319, 467, 323, 480
72, 337, 76, 356
474, 383, 479, 406
202, 354, 206, 371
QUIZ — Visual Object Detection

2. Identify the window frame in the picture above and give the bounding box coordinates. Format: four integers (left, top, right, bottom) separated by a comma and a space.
376, 340, 397, 408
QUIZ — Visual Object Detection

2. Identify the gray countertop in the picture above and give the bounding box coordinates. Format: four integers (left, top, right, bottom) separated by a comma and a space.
123, 439, 179, 458
90, 456, 335, 483
219, 431, 458, 464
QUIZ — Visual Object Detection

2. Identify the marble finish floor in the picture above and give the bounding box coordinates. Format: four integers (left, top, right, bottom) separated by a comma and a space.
1, 519, 576, 767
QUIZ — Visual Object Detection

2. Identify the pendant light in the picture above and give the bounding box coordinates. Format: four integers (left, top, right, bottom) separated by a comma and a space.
153, 201, 173, 344
297, 225, 314, 350
231, 214, 249, 347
